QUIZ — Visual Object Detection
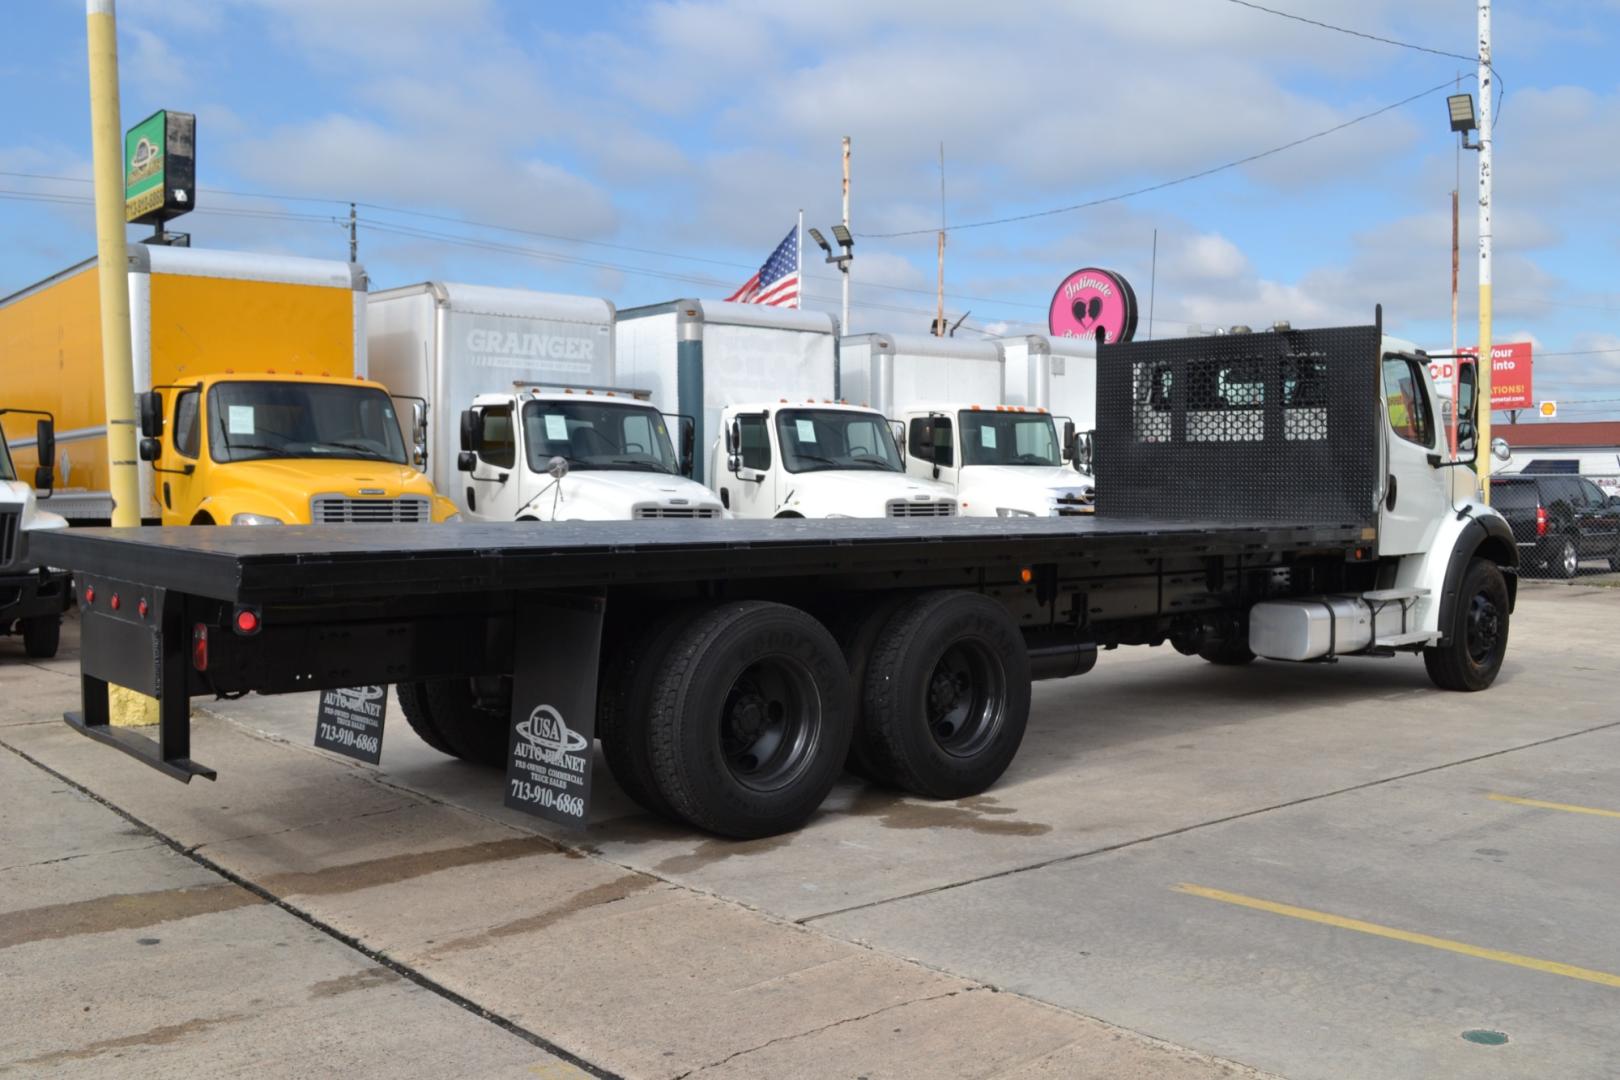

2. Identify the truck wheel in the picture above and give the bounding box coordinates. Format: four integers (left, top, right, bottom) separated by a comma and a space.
1423, 557, 1510, 692
1554, 536, 1579, 579
645, 601, 852, 838
825, 592, 913, 780
22, 615, 61, 659
1198, 637, 1256, 665
396, 679, 508, 766
861, 591, 1031, 800
596, 611, 694, 819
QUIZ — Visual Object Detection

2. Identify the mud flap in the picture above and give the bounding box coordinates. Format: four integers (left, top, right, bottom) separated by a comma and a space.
503, 593, 605, 829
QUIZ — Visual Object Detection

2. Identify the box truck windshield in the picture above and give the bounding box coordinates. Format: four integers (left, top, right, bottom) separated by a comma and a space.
521, 399, 680, 475
958, 411, 1062, 467
208, 382, 407, 465
775, 409, 902, 473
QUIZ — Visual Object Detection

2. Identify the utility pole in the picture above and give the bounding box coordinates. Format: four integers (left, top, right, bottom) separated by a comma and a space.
1449, 189, 1459, 455
85, 0, 139, 530
934, 142, 946, 336
1477, 0, 1494, 503
840, 137, 851, 333
348, 202, 358, 263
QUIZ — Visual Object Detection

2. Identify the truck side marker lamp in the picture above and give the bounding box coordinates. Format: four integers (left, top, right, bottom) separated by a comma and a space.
109, 593, 121, 611
1020, 567, 1034, 583
232, 606, 261, 635
137, 598, 149, 619
84, 584, 95, 604
192, 624, 208, 671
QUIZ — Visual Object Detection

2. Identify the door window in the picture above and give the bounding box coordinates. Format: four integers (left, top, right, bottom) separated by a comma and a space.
1382, 357, 1434, 448
1577, 479, 1606, 507
737, 415, 771, 471
173, 389, 201, 458
478, 405, 516, 468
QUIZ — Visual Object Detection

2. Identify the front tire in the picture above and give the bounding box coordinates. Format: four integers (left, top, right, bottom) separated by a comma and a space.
860, 591, 1031, 800
645, 601, 852, 838
22, 615, 60, 659
1423, 557, 1510, 691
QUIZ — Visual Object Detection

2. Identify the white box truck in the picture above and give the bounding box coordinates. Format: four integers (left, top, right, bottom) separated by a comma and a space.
368, 283, 720, 521
841, 332, 1094, 518
0, 410, 70, 658
1002, 333, 1098, 484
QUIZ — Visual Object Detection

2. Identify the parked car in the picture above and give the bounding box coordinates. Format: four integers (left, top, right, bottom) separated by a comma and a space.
1491, 474, 1620, 578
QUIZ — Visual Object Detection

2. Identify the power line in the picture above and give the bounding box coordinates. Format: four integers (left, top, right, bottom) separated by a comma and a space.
859, 76, 1470, 238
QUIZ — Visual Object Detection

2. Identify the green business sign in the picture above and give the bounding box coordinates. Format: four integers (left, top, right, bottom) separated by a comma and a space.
125, 109, 195, 225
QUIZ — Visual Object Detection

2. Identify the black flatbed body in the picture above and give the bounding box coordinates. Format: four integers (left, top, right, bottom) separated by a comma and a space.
35, 517, 1366, 605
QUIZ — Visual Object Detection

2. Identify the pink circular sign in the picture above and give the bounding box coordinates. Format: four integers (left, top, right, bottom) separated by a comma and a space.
1048, 267, 1138, 344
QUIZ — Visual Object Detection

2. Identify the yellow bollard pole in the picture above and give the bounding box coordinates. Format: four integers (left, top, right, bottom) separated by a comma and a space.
88, 0, 156, 726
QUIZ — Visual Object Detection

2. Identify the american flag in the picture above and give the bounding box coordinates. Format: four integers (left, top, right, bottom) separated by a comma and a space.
726, 225, 800, 308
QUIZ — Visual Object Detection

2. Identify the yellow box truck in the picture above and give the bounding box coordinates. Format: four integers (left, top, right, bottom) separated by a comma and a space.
0, 246, 457, 525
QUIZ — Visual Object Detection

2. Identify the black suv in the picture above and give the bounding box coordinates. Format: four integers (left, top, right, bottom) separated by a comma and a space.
1492, 474, 1620, 578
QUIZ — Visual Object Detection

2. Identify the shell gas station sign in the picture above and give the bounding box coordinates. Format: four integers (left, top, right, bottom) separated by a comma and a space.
1430, 342, 1532, 410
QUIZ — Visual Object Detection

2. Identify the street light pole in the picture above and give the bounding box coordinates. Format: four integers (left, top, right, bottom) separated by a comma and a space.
1477, 0, 1493, 503
841, 136, 850, 334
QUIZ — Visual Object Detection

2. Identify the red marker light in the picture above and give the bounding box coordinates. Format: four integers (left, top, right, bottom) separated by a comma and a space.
235, 608, 260, 635
137, 598, 149, 619
110, 593, 121, 611
84, 584, 95, 604
192, 624, 209, 671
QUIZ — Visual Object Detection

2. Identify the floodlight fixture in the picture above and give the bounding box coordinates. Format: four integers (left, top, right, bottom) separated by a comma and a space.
830, 223, 853, 249
1447, 93, 1477, 134
807, 227, 832, 255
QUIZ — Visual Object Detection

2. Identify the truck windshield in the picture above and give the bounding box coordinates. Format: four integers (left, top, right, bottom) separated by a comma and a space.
0, 428, 14, 482
521, 399, 679, 474
957, 411, 1061, 467
208, 382, 407, 465
775, 409, 902, 473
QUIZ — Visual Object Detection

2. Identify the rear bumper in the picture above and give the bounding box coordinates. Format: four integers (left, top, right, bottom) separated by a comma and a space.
0, 568, 73, 624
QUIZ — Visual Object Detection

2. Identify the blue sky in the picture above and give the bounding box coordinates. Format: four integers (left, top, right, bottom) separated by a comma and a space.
3, 0, 1618, 416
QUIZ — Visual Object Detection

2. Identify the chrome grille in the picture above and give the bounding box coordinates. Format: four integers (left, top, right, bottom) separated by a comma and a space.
634, 506, 719, 519
1055, 493, 1095, 517
886, 500, 956, 518
310, 496, 431, 524
0, 509, 18, 568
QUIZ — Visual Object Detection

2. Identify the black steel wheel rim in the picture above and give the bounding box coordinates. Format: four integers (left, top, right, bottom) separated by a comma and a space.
1465, 588, 1503, 665
925, 640, 1006, 759
719, 656, 821, 793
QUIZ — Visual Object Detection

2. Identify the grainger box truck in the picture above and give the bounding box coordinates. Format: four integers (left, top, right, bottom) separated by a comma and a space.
0, 246, 453, 525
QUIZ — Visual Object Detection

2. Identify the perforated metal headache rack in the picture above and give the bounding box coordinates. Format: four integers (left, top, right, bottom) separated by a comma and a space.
1094, 324, 1382, 530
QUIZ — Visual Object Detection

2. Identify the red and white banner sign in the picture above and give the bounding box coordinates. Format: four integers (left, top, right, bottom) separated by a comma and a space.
1429, 342, 1533, 410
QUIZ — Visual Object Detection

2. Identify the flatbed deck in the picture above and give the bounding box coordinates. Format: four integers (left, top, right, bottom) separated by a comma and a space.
34, 518, 1366, 605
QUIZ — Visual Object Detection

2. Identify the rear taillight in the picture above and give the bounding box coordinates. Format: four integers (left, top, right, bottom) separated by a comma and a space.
1536, 505, 1548, 537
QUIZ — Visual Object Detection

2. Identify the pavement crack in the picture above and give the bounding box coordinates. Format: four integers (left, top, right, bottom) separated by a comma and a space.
801, 716, 1620, 925
0, 737, 624, 1080
670, 988, 964, 1078
0, 841, 162, 875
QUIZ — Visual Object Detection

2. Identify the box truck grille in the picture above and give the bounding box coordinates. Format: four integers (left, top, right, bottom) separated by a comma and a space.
0, 509, 18, 568
634, 506, 719, 519
310, 496, 431, 524
886, 500, 956, 518
1055, 494, 1094, 516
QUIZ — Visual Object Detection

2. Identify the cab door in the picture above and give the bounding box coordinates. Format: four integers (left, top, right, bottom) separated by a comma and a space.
718, 412, 776, 518
467, 403, 526, 520
162, 387, 206, 525
1377, 354, 1451, 556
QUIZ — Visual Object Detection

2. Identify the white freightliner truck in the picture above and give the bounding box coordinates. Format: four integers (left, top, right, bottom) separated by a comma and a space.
368, 283, 720, 521
0, 412, 70, 658
841, 332, 1094, 517
43, 316, 1519, 842
1001, 332, 1098, 480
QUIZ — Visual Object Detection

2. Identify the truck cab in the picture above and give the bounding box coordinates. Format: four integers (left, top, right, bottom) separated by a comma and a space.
900, 404, 1094, 518
0, 411, 71, 657
137, 373, 458, 525
457, 385, 722, 521
711, 402, 956, 519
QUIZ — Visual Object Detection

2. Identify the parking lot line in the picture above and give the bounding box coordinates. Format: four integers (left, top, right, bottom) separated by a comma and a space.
1487, 793, 1620, 820
1173, 884, 1620, 989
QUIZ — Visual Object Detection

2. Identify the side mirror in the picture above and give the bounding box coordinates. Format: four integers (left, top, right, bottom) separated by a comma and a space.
411, 401, 429, 467
547, 455, 569, 480
457, 450, 476, 472
33, 419, 56, 495
890, 420, 906, 458
1490, 436, 1511, 463
1455, 418, 1477, 454
1076, 431, 1095, 470
459, 409, 481, 453
1608, 494, 1620, 509
138, 437, 162, 462
679, 416, 695, 478
137, 391, 163, 438
726, 419, 742, 475
1061, 420, 1077, 463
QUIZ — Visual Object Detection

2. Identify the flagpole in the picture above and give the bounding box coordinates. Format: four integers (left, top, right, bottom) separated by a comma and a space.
796, 208, 804, 311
